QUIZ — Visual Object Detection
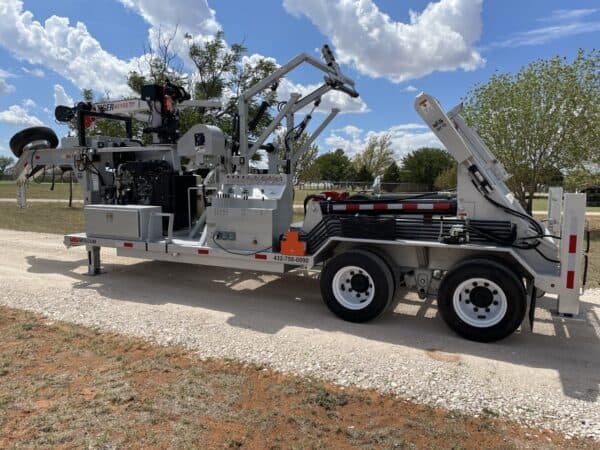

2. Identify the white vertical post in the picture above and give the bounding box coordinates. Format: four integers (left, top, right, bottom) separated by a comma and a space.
16, 180, 27, 208
547, 187, 563, 236
557, 193, 586, 315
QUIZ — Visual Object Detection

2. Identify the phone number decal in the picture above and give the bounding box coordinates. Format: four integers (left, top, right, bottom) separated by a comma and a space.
273, 255, 310, 264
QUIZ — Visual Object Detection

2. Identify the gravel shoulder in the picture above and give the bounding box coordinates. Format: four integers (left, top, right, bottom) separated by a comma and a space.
1, 229, 599, 440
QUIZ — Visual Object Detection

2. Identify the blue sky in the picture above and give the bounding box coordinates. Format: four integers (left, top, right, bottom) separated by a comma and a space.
0, 0, 599, 161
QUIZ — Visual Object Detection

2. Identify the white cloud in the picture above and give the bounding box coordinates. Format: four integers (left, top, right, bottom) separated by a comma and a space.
0, 78, 15, 95
540, 9, 598, 23
491, 8, 600, 48
241, 53, 369, 114
22, 98, 36, 108
0, 69, 16, 95
278, 78, 368, 114
0, 105, 44, 126
21, 66, 45, 77
117, 0, 220, 59
404, 85, 418, 93
283, 0, 484, 83
0, 0, 135, 97
324, 122, 442, 159
54, 84, 74, 107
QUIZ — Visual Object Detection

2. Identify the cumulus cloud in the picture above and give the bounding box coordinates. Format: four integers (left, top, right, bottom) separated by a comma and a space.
0, 105, 44, 126
278, 78, 368, 114
404, 85, 418, 93
0, 0, 135, 97
54, 84, 74, 107
242, 53, 369, 114
117, 0, 221, 59
22, 98, 36, 108
325, 123, 441, 159
283, 0, 484, 83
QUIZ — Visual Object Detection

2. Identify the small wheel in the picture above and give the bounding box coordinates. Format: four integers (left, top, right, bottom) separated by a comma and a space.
437, 259, 526, 342
320, 249, 394, 322
9, 127, 58, 158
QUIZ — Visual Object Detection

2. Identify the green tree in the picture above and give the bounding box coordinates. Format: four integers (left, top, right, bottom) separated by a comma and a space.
183, 30, 277, 138
402, 147, 454, 190
434, 165, 457, 190
462, 49, 600, 210
382, 162, 402, 183
353, 133, 394, 178
354, 164, 374, 182
0, 156, 14, 176
314, 148, 353, 182
273, 132, 319, 183
564, 167, 600, 192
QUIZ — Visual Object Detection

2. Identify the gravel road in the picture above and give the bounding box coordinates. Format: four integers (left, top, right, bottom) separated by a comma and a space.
1, 229, 599, 440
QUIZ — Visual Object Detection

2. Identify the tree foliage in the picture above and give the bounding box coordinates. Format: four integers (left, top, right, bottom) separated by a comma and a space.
313, 149, 354, 182
273, 132, 319, 183
382, 162, 402, 184
354, 165, 374, 182
402, 147, 454, 190
434, 165, 457, 190
0, 156, 14, 176
462, 49, 600, 209
353, 133, 394, 178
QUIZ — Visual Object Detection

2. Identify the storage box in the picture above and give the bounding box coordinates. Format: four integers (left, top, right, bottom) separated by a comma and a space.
84, 205, 162, 241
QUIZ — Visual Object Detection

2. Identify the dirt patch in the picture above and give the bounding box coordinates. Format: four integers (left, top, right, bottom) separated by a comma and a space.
0, 305, 595, 449
426, 348, 462, 363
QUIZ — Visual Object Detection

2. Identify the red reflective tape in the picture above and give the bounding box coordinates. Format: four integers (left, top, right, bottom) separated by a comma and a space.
255, 254, 267, 260
433, 202, 451, 211
345, 203, 360, 212
69, 236, 80, 243
34, 155, 40, 160
568, 235, 577, 254
566, 270, 575, 289
197, 249, 209, 255
374, 203, 388, 211
403, 203, 418, 210
123, 242, 133, 248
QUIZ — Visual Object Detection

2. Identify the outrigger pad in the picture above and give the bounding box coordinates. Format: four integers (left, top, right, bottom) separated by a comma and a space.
9, 126, 59, 158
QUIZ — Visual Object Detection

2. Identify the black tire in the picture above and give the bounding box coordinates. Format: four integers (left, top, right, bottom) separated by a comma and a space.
9, 127, 58, 158
437, 258, 526, 342
320, 249, 394, 322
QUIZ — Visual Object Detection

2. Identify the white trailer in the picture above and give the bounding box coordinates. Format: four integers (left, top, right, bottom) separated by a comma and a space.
10, 46, 587, 342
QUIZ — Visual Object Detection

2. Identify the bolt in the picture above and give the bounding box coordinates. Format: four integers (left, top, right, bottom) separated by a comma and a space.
485, 308, 490, 312
493, 301, 499, 306
474, 307, 479, 312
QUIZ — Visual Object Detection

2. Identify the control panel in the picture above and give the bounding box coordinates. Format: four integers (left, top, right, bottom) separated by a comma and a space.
219, 174, 288, 200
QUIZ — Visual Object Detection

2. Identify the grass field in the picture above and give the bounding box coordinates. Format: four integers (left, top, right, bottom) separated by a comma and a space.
0, 181, 82, 200
2, 181, 600, 213
0, 305, 594, 449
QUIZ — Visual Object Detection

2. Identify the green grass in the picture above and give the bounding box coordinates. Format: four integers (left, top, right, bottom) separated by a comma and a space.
3, 182, 600, 212
0, 181, 82, 200
0, 202, 84, 235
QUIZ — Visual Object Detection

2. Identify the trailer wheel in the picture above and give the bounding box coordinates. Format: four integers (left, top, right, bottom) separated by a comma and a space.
321, 250, 394, 322
437, 259, 526, 342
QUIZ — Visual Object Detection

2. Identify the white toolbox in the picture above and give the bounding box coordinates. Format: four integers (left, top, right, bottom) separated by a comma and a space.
84, 204, 162, 241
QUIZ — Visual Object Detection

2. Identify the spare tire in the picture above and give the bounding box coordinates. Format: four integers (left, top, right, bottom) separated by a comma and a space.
9, 127, 59, 158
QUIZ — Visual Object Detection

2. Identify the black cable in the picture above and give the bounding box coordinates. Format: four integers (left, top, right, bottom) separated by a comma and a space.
211, 235, 271, 256
534, 247, 560, 263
